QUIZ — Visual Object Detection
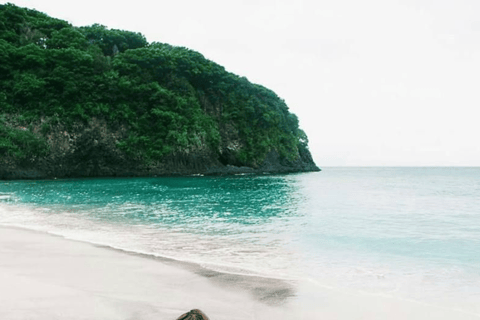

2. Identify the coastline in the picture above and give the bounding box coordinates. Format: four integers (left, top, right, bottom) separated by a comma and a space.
2, 187, 480, 320
2, 225, 480, 319
0, 225, 295, 320
0, 163, 320, 180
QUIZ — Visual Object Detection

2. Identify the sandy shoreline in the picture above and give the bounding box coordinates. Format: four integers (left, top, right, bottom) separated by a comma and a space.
2, 224, 480, 320
0, 226, 294, 320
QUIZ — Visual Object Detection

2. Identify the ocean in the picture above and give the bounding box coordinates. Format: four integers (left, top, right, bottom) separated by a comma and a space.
1, 167, 480, 316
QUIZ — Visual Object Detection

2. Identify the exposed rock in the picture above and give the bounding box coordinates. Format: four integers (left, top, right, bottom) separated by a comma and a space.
0, 117, 320, 180
176, 309, 210, 320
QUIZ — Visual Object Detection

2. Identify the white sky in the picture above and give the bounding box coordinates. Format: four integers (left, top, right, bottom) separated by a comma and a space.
3, 0, 480, 166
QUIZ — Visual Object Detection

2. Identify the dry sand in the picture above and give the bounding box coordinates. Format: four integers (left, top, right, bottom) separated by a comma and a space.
0, 226, 292, 320
1, 225, 479, 320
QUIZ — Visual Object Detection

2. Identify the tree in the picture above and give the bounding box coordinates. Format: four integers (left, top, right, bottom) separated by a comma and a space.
46, 28, 87, 50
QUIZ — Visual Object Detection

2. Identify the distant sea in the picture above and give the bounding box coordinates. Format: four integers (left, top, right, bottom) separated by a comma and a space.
1, 168, 479, 315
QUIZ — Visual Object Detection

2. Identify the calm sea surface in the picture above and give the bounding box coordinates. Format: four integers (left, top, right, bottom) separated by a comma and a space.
1, 167, 480, 313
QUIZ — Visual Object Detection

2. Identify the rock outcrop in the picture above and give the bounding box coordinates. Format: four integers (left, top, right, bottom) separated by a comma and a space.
176, 309, 210, 320
0, 118, 319, 180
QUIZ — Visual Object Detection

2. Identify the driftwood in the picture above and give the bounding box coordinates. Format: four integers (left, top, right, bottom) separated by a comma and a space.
176, 309, 210, 320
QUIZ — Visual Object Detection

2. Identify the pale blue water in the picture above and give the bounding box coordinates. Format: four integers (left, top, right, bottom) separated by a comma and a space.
1, 168, 480, 313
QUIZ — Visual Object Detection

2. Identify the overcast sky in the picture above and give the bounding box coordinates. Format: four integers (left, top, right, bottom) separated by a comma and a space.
3, 0, 480, 166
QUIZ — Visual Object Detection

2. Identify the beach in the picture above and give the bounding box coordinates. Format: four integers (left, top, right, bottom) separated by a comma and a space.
0, 226, 294, 320
1, 170, 480, 319
2, 225, 480, 320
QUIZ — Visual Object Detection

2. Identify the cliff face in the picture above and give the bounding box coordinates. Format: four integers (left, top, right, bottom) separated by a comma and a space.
0, 4, 320, 179
0, 117, 319, 180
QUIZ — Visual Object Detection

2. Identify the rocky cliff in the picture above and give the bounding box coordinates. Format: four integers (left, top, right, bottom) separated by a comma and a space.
0, 116, 319, 179
0, 4, 319, 179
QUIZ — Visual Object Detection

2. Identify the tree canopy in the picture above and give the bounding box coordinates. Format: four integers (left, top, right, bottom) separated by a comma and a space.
0, 3, 313, 170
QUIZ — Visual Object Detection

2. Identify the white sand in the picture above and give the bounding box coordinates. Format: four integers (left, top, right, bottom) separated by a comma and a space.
1, 225, 479, 320
0, 226, 291, 320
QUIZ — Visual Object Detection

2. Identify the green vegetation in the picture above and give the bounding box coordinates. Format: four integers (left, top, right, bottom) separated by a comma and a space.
0, 118, 49, 161
0, 3, 313, 170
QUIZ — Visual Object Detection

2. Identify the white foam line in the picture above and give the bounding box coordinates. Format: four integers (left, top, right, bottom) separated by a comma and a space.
0, 221, 297, 283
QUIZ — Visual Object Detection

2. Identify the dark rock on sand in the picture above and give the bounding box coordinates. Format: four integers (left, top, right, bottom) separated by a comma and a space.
176, 309, 210, 320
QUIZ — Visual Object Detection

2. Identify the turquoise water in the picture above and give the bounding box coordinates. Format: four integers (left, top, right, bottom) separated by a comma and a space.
1, 168, 480, 312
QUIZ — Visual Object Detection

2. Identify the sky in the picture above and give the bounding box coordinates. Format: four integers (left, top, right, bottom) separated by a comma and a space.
3, 0, 480, 166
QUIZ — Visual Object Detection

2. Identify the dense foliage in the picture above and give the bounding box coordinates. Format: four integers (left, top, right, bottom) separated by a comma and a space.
0, 3, 311, 168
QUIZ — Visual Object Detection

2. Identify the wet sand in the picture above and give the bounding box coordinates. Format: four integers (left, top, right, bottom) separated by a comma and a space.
1, 225, 479, 320
0, 226, 293, 320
